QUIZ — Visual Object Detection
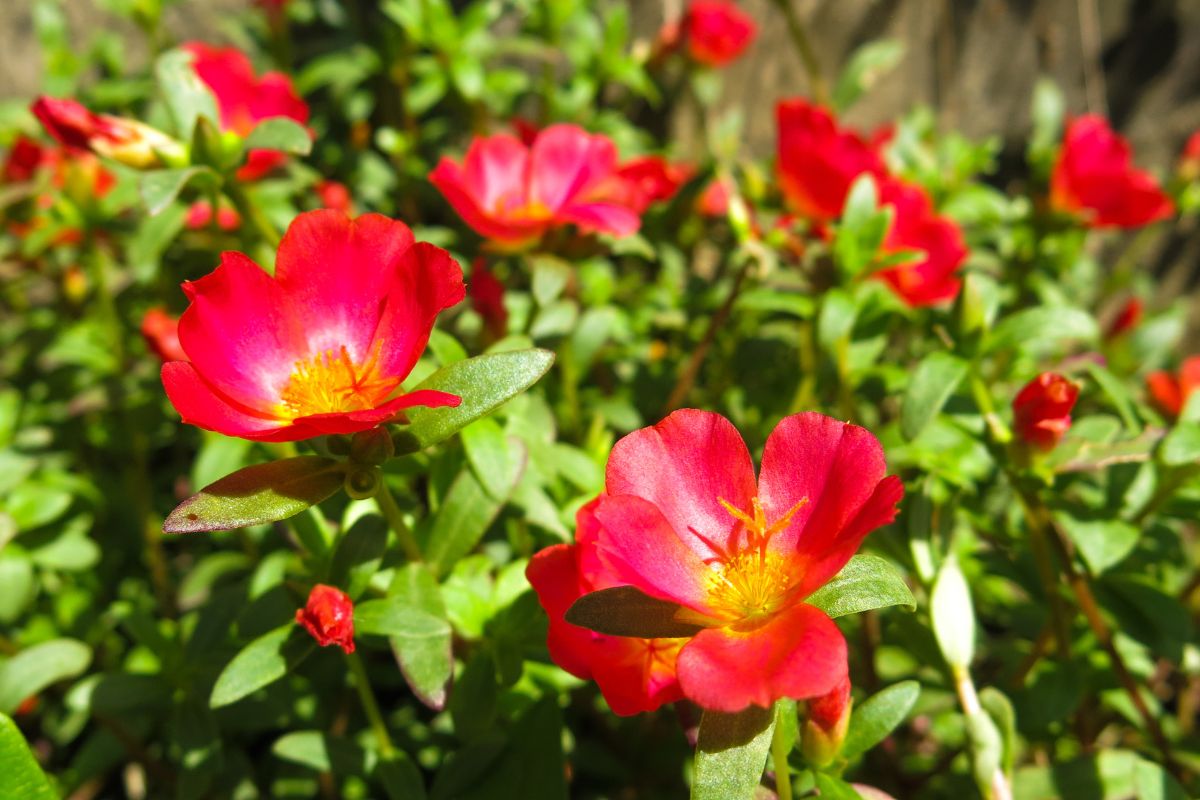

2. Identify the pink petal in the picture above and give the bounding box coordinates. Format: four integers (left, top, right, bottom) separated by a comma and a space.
529, 124, 619, 212
162, 362, 292, 440
558, 201, 641, 237
372, 242, 466, 381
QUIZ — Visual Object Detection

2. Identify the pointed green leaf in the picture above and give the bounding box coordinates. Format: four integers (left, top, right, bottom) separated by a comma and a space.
842, 680, 920, 759
210, 624, 314, 708
901, 352, 969, 440
139, 166, 213, 216
423, 460, 523, 576
806, 555, 915, 619
566, 586, 706, 638
165, 457, 346, 533
0, 713, 57, 800
692, 705, 775, 800
244, 117, 313, 155
155, 48, 220, 137
387, 563, 453, 710
0, 638, 91, 715
399, 349, 555, 451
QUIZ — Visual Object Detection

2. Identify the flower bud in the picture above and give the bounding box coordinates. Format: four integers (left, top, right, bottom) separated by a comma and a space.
32, 96, 184, 170
141, 308, 188, 363
801, 674, 852, 767
295, 584, 355, 653
1012, 372, 1080, 451
349, 427, 394, 466
681, 0, 757, 68
1105, 297, 1142, 340
344, 465, 382, 499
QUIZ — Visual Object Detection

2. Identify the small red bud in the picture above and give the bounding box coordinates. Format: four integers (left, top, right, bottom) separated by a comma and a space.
296, 584, 356, 654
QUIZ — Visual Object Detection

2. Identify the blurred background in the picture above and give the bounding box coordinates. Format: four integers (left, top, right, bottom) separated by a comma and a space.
3, 0, 1198, 295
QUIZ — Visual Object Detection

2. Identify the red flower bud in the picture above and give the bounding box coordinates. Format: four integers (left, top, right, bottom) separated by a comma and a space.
32, 97, 182, 169
801, 673, 852, 766
317, 180, 354, 214
185, 200, 241, 231
141, 308, 188, 363
296, 584, 356, 654
1146, 356, 1200, 419
1105, 298, 1143, 339
682, 1, 757, 67
1013, 372, 1080, 451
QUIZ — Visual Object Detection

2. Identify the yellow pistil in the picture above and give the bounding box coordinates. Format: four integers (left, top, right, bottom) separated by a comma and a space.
707, 496, 808, 622
495, 195, 554, 223
277, 340, 400, 418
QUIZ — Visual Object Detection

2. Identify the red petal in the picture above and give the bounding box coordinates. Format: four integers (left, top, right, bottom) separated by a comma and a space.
558, 201, 641, 237
605, 409, 757, 562
529, 124, 619, 212
429, 156, 544, 244
676, 603, 846, 712
758, 413, 903, 596
162, 362, 292, 440
372, 242, 466, 381
288, 391, 460, 438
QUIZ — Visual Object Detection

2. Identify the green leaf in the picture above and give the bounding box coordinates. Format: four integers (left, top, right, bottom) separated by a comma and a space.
529, 255, 571, 306
328, 513, 388, 598
833, 176, 892, 279
423, 466, 518, 577
1161, 422, 1200, 466
355, 597, 451, 639
1085, 363, 1140, 431
165, 457, 346, 533
901, 352, 969, 440
387, 564, 453, 709
461, 418, 528, 501
0, 638, 91, 715
1056, 513, 1139, 575
449, 696, 567, 800
400, 350, 555, 451
931, 556, 975, 670
841, 680, 921, 759
979, 687, 1016, 778
272, 730, 367, 775
0, 713, 57, 800
812, 774, 864, 799
566, 586, 706, 638
806, 555, 916, 619
243, 117, 313, 156
450, 653, 498, 742
692, 705, 775, 800
155, 48, 220, 137
985, 307, 1098, 354
833, 39, 905, 111
139, 166, 214, 216
376, 750, 428, 800
210, 624, 315, 708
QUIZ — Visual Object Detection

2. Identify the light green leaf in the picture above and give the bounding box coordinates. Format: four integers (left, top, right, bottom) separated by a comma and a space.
1056, 513, 1139, 575
0, 713, 57, 800
164, 457, 346, 533
901, 352, 969, 440
0, 638, 91, 715
931, 557, 975, 670
155, 48, 220, 137
139, 166, 214, 216
387, 563, 453, 710
806, 555, 916, 619
210, 624, 314, 708
833, 39, 905, 111
423, 463, 520, 576
841, 680, 921, 759
985, 307, 1097, 354
692, 705, 775, 800
1161, 422, 1200, 466
243, 117, 313, 155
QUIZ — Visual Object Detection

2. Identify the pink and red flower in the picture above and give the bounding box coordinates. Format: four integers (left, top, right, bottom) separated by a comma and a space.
681, 1, 757, 67
183, 42, 310, 181
161, 210, 465, 442
141, 308, 187, 363
874, 179, 967, 307
1050, 116, 1174, 229
1147, 356, 1200, 419
527, 500, 685, 716
32, 97, 180, 169
428, 124, 640, 249
296, 584, 355, 654
777, 99, 887, 222
550, 409, 903, 713
1013, 372, 1080, 450
612, 156, 691, 213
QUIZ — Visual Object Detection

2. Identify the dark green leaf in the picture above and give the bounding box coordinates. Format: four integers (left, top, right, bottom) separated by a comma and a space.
806, 555, 916, 619
841, 680, 920, 759
901, 352, 969, 440
243, 117, 313, 155
0, 713, 57, 800
423, 467, 514, 576
565, 586, 705, 638
400, 350, 555, 451
329, 513, 388, 599
0, 638, 91, 715
452, 696, 567, 800
165, 457, 346, 533
450, 653, 498, 742
692, 705, 775, 800
376, 750, 428, 800
209, 624, 314, 708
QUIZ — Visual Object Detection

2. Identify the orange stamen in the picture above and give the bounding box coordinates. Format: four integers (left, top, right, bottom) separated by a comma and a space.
277, 340, 400, 418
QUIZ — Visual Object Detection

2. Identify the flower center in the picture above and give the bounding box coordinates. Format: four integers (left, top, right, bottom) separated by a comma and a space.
706, 496, 807, 622
495, 195, 554, 223
277, 340, 400, 418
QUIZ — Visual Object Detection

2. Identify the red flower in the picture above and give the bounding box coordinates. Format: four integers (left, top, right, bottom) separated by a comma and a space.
527, 500, 685, 715
1147, 356, 1200, 419
161, 210, 465, 442
612, 156, 692, 213
185, 200, 241, 231
1050, 116, 1173, 229
577, 409, 903, 712
682, 1, 757, 67
296, 584, 355, 654
31, 97, 180, 169
1180, 132, 1200, 182
469, 259, 508, 339
776, 99, 887, 223
1105, 297, 1143, 339
874, 179, 967, 307
183, 43, 310, 181
317, 180, 354, 214
141, 308, 187, 363
428, 124, 641, 249
1013, 373, 1080, 450
801, 672, 852, 766
697, 177, 732, 217
3, 135, 51, 183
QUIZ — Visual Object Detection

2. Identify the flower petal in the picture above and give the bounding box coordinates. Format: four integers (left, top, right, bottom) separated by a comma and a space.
462, 133, 530, 211
605, 409, 757, 561
430, 157, 544, 244
162, 362, 292, 440
177, 250, 304, 409
529, 124, 618, 212
758, 412, 903, 596
373, 242, 466, 381
676, 603, 846, 712
558, 201, 641, 238
288, 390, 460, 438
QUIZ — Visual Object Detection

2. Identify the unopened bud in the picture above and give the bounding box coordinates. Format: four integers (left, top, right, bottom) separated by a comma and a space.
349, 427, 394, 466
801, 675, 852, 767
343, 465, 381, 499
32, 96, 185, 170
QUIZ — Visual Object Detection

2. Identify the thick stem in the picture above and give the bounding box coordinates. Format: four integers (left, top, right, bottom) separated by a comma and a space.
770, 705, 793, 800
770, 0, 828, 105
374, 480, 422, 562
346, 650, 395, 757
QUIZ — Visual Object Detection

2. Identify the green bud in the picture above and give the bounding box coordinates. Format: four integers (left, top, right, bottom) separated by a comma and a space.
343, 466, 381, 500
350, 427, 395, 466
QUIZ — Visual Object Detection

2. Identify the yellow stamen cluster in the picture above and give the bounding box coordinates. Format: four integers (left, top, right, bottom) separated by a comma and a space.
706, 496, 808, 622
277, 340, 399, 418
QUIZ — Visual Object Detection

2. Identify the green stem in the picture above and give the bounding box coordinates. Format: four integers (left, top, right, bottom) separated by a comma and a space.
788, 318, 819, 414
226, 181, 281, 248
771, 0, 828, 105
770, 707, 793, 800
969, 371, 1013, 444
375, 480, 422, 562
346, 650, 395, 757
